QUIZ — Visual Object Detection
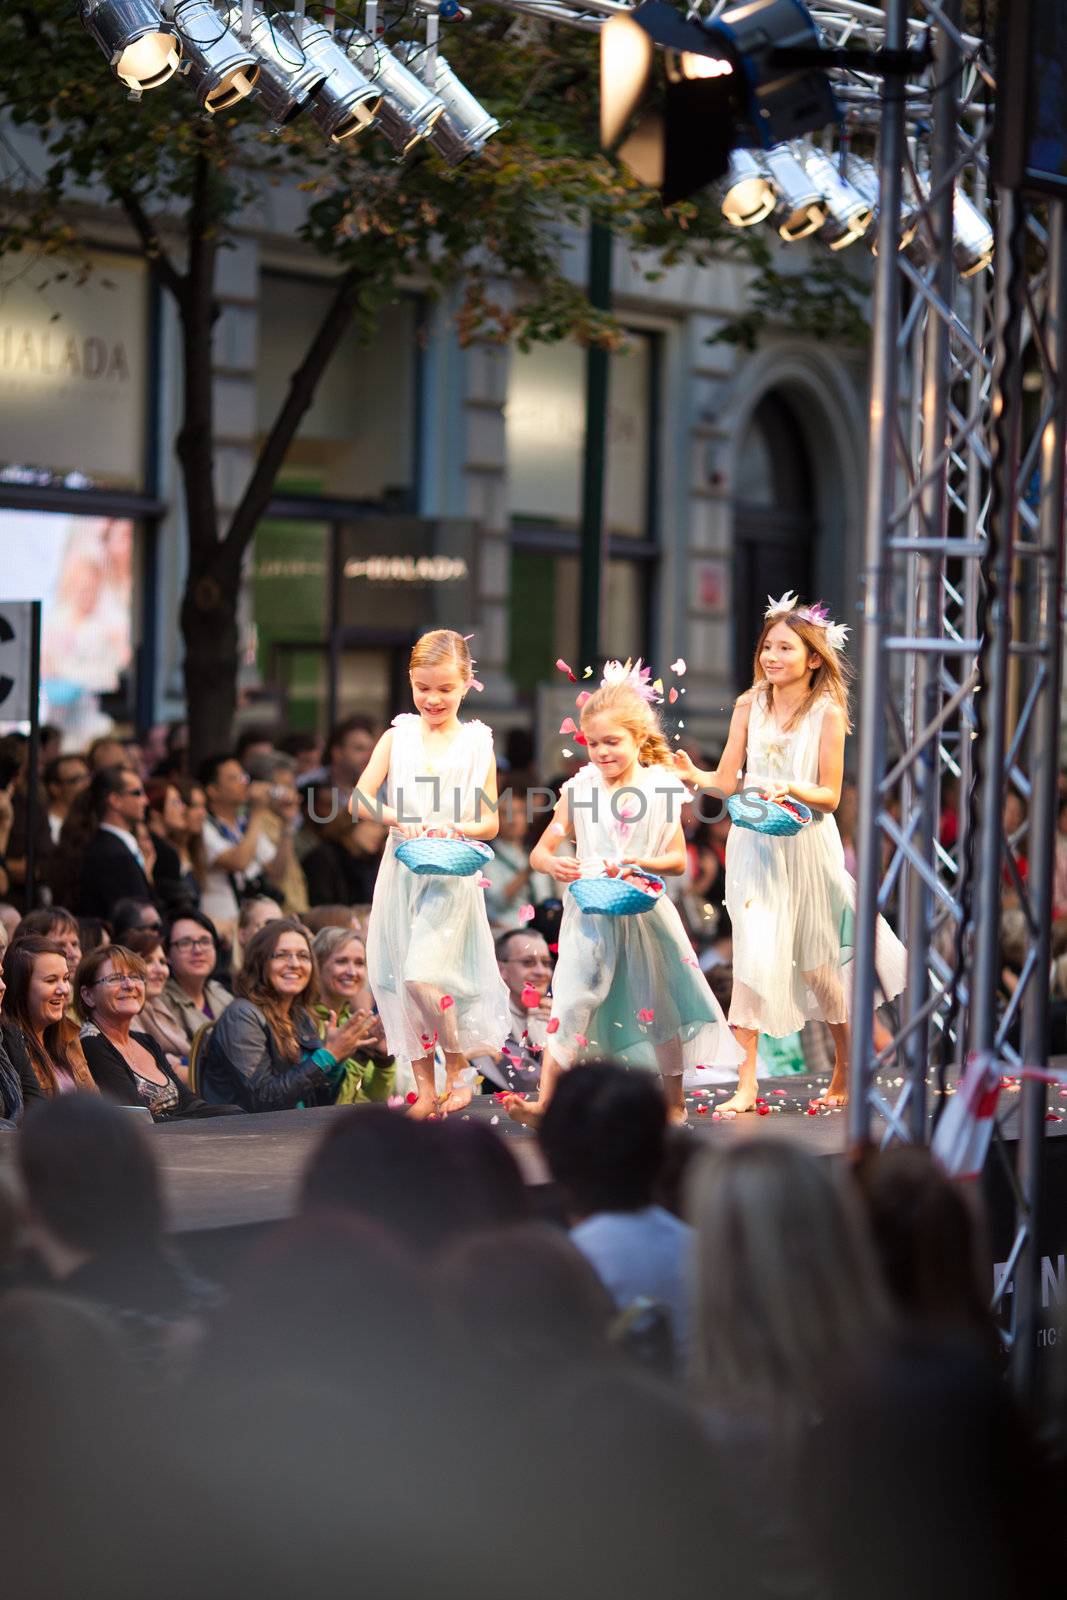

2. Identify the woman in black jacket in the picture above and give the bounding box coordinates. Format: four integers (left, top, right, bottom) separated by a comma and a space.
75, 944, 213, 1119
200, 918, 375, 1112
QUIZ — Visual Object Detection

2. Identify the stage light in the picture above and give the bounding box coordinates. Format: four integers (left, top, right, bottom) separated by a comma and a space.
164, 0, 258, 112
763, 142, 825, 240
219, 3, 325, 124
341, 34, 446, 154
294, 16, 382, 141
801, 147, 873, 250
719, 149, 776, 227
80, 0, 181, 94
600, 0, 836, 207
952, 188, 994, 277
396, 46, 500, 165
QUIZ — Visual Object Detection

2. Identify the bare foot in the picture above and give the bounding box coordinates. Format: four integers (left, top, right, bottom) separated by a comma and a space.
667, 1104, 690, 1127
438, 1082, 473, 1116
405, 1091, 439, 1121
717, 1087, 759, 1114
504, 1092, 543, 1127
813, 1074, 848, 1109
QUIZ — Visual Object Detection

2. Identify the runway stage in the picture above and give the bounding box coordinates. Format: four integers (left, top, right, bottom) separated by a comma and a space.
151, 1076, 856, 1236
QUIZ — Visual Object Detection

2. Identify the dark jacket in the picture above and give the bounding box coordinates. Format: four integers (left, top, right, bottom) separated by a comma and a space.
200, 997, 340, 1113
302, 838, 380, 907
79, 1024, 209, 1119
78, 829, 153, 920
0, 1021, 45, 1120
151, 835, 201, 916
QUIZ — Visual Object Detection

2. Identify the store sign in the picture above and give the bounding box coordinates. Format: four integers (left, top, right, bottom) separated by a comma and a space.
0, 253, 147, 490
339, 519, 477, 634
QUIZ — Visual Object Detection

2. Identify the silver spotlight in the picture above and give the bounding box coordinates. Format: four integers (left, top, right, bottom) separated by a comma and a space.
395, 45, 499, 166
718, 150, 775, 228
164, 0, 258, 112
763, 143, 825, 242
339, 34, 446, 154
801, 147, 873, 251
80, 0, 181, 94
288, 16, 382, 141
953, 188, 994, 277
220, 3, 325, 123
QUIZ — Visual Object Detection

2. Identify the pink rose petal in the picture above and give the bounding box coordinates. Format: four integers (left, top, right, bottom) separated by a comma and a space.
576, 1033, 588, 1048
575, 732, 588, 746
556, 658, 577, 682
575, 691, 592, 709
439, 995, 454, 1012
517, 903, 535, 924
670, 658, 687, 676
636, 1007, 655, 1024
546, 1018, 560, 1035
559, 717, 577, 735
520, 983, 541, 1009
477, 875, 491, 888
668, 688, 679, 704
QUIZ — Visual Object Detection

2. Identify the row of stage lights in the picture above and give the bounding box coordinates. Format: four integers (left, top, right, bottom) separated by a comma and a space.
716, 141, 994, 277
79, 0, 500, 164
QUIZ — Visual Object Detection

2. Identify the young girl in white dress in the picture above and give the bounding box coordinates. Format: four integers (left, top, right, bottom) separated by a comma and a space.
356, 629, 509, 1118
505, 664, 743, 1127
675, 593, 907, 1111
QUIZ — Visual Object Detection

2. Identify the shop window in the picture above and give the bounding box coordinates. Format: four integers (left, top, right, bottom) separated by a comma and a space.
0, 512, 136, 742
506, 334, 653, 536
256, 274, 418, 504
251, 521, 331, 731
0, 252, 148, 491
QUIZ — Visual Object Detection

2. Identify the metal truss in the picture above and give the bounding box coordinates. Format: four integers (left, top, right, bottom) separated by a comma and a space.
843, 1, 1067, 1399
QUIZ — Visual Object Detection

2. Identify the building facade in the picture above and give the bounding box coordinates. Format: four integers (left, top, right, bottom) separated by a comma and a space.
0, 173, 869, 762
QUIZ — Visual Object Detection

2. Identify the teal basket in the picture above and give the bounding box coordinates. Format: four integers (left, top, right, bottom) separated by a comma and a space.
727, 793, 812, 837
569, 874, 664, 916
395, 838, 495, 877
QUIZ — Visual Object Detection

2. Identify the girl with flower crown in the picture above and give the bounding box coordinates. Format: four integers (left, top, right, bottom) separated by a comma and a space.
674, 594, 906, 1110
505, 662, 743, 1127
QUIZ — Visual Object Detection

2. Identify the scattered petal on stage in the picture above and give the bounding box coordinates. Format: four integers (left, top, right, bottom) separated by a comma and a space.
406, 1091, 418, 1104
546, 1017, 560, 1034
637, 1007, 655, 1024
576, 1033, 588, 1047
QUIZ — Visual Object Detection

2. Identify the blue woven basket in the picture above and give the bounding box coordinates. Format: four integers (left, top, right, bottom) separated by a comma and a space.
569, 873, 665, 916
727, 793, 812, 837
395, 837, 495, 877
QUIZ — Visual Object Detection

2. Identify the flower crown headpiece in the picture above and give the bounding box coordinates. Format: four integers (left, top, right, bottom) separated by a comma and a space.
600, 658, 659, 703
765, 591, 849, 654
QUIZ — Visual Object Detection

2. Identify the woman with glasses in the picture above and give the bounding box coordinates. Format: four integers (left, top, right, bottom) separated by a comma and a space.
310, 925, 394, 1104
138, 913, 233, 1076
0, 935, 97, 1099
200, 918, 376, 1112
75, 945, 206, 1119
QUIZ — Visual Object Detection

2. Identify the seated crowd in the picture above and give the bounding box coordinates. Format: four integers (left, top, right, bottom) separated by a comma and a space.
0, 1066, 1057, 1600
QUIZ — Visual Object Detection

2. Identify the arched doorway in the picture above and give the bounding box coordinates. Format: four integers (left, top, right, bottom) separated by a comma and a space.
732, 391, 818, 690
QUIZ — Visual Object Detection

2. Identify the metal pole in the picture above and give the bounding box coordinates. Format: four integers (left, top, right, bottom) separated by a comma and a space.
847, 0, 907, 1149
579, 219, 612, 668
23, 601, 42, 913
968, 188, 1027, 1057
902, 1, 960, 1137
1011, 199, 1067, 1401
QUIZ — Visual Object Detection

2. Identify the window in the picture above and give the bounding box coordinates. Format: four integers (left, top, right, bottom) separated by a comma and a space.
0, 251, 149, 492
506, 332, 659, 695
256, 274, 418, 504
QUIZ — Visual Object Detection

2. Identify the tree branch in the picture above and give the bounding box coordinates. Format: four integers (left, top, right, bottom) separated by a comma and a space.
220, 262, 369, 571
113, 182, 185, 304
175, 146, 220, 564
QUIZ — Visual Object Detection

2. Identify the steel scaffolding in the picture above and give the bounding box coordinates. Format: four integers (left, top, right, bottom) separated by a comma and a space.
480, 0, 1065, 1392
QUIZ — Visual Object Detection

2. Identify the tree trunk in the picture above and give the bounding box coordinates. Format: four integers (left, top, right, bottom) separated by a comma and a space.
180, 561, 242, 766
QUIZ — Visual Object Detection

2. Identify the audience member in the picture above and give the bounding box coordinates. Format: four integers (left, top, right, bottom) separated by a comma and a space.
853, 1144, 1000, 1358
176, 776, 208, 889
277, 728, 322, 778
302, 902, 361, 935
235, 725, 277, 767
302, 796, 386, 906
14, 905, 83, 983
145, 778, 201, 912
0, 956, 26, 1122
234, 893, 282, 970
199, 918, 373, 1111
298, 713, 376, 802
141, 912, 233, 1063
539, 1063, 692, 1370
0, 902, 20, 943
110, 896, 164, 945
77, 917, 111, 957
473, 927, 552, 1093
480, 782, 553, 930
198, 752, 288, 936
87, 735, 132, 773
123, 927, 186, 1076
77, 766, 154, 920
43, 753, 90, 845
311, 925, 395, 1102
0, 936, 96, 1097
17, 1095, 214, 1357
75, 945, 208, 1119
242, 750, 309, 915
